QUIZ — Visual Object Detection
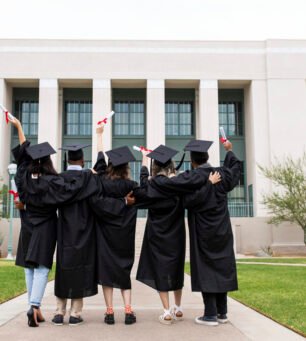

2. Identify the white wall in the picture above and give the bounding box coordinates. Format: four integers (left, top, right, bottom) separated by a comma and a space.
0, 39, 306, 220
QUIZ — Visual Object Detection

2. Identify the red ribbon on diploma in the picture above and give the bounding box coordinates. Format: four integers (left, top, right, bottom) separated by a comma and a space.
140, 146, 153, 152
97, 118, 108, 125
5, 111, 9, 124
219, 127, 227, 144
9, 190, 19, 200
133, 145, 153, 153
97, 111, 115, 125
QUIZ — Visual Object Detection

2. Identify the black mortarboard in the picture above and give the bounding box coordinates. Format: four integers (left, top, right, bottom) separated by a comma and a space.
184, 139, 213, 153
59, 144, 91, 170
26, 142, 56, 161
147, 145, 179, 167
105, 146, 136, 167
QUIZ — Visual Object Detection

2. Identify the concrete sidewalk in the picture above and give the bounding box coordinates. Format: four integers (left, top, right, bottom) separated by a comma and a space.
0, 272, 304, 341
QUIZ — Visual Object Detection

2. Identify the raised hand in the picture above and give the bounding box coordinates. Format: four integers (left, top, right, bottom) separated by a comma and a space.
96, 123, 104, 135
223, 140, 232, 151
8, 116, 21, 128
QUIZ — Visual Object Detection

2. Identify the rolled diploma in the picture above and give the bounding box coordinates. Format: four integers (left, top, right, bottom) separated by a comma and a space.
0, 103, 15, 120
106, 110, 115, 119
220, 126, 227, 142
133, 146, 141, 152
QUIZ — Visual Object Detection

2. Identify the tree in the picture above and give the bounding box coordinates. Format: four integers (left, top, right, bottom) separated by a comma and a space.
259, 153, 306, 245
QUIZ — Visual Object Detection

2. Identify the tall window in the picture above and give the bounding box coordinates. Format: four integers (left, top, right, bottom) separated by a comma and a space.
113, 101, 145, 136
65, 101, 92, 136
165, 101, 193, 136
218, 102, 243, 136
13, 100, 39, 137
11, 88, 39, 151
62, 89, 93, 170
218, 89, 249, 216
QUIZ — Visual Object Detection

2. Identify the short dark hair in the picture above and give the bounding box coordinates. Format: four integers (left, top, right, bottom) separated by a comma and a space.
190, 151, 209, 165
68, 149, 83, 162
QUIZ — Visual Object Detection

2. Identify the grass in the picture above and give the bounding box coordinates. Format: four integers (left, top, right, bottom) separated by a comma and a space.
237, 258, 306, 264
0, 260, 55, 304
185, 262, 306, 337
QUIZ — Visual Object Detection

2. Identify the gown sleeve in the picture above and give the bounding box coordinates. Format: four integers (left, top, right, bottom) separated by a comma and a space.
216, 151, 242, 194
183, 181, 218, 212
11, 140, 31, 203
89, 192, 126, 218
23, 171, 100, 206
147, 169, 209, 198
93, 151, 107, 176
133, 166, 179, 209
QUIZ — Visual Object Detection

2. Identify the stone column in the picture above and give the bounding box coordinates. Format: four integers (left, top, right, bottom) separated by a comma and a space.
0, 79, 12, 182
244, 80, 271, 216
38, 79, 60, 168
146, 80, 165, 148
92, 79, 112, 160
198, 80, 220, 166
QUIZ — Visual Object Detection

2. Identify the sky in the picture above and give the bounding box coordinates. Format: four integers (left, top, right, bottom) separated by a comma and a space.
0, 0, 305, 41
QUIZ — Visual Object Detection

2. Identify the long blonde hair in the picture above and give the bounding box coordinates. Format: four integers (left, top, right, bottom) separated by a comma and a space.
152, 160, 176, 177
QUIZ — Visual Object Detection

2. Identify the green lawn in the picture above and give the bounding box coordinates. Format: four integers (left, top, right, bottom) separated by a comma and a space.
237, 258, 306, 264
0, 260, 55, 304
185, 262, 306, 337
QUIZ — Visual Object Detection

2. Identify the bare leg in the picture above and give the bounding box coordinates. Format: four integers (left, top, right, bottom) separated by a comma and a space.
158, 292, 172, 324
173, 289, 183, 319
159, 292, 170, 310
174, 289, 182, 307
121, 289, 131, 308
102, 286, 114, 310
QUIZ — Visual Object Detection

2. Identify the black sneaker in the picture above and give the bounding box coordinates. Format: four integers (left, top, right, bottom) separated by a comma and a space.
217, 314, 228, 323
104, 313, 115, 325
195, 315, 218, 326
125, 312, 136, 325
69, 316, 83, 326
52, 314, 64, 326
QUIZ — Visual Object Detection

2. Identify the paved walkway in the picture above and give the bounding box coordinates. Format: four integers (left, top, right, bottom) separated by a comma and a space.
0, 267, 304, 341
236, 262, 306, 267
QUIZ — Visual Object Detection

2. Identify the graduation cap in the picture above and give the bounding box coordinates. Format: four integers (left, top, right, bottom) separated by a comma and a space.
59, 144, 91, 171
26, 142, 56, 161
146, 144, 186, 172
105, 146, 136, 167
184, 139, 213, 153
147, 145, 178, 166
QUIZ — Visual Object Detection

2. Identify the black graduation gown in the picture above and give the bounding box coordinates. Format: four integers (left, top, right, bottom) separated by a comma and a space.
146, 151, 241, 293
91, 152, 138, 290
133, 166, 186, 292
22, 165, 105, 298
24, 160, 129, 298
54, 170, 100, 299
12, 141, 58, 270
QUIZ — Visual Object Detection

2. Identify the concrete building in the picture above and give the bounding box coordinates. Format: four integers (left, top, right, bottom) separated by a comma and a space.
0, 39, 305, 256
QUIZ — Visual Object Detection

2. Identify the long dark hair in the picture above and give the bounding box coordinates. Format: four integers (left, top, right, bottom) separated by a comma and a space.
106, 162, 130, 180
28, 156, 58, 176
